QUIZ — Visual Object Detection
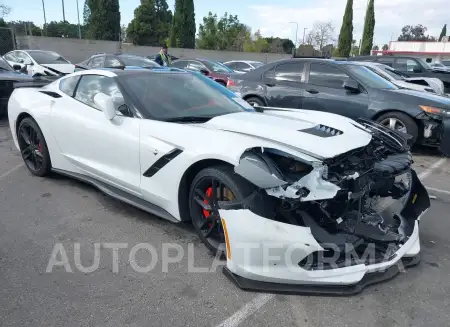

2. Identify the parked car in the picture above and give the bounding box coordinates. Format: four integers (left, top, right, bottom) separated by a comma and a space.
3, 50, 74, 76
430, 62, 450, 72
352, 61, 445, 95
75, 53, 161, 71
223, 60, 265, 74
8, 68, 429, 293
350, 55, 450, 93
171, 58, 234, 86
227, 58, 450, 152
442, 60, 450, 67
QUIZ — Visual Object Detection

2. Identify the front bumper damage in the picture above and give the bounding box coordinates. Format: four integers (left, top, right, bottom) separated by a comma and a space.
219, 169, 430, 296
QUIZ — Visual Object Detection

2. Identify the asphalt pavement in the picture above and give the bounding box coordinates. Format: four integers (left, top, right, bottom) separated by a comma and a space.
1, 118, 450, 327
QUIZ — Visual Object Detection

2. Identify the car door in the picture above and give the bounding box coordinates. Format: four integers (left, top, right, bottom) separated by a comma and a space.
302, 62, 369, 119
263, 61, 308, 109
50, 74, 141, 195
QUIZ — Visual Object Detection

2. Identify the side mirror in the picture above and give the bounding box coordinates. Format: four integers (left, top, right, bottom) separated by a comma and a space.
13, 64, 21, 71
94, 93, 116, 120
412, 66, 422, 73
200, 68, 209, 76
343, 79, 360, 92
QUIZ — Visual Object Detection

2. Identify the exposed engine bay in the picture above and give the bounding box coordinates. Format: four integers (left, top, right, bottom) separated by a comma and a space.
228, 118, 430, 268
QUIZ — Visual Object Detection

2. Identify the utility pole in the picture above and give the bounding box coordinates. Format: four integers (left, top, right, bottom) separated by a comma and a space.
76, 0, 81, 38
62, 0, 66, 22
41, 0, 47, 36
303, 27, 308, 44
289, 22, 299, 54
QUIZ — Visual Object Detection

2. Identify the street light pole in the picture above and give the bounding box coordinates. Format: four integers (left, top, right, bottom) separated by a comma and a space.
76, 0, 81, 39
41, 0, 47, 36
303, 28, 308, 44
62, 0, 66, 22
289, 22, 299, 54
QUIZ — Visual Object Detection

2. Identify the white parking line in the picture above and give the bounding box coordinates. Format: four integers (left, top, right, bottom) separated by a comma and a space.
426, 186, 450, 195
418, 158, 447, 180
214, 294, 274, 327
0, 163, 23, 180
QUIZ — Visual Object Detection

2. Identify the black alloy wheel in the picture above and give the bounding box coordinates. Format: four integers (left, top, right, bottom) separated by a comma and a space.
17, 117, 51, 176
189, 166, 255, 257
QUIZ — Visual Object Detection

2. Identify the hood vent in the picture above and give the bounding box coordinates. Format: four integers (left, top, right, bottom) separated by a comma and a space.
300, 124, 343, 137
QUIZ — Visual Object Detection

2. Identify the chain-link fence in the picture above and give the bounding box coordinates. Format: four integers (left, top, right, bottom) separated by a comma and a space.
0, 27, 15, 55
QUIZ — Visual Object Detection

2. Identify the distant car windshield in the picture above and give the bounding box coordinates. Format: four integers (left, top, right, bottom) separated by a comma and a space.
118, 55, 160, 67
28, 51, 69, 65
203, 60, 234, 73
346, 64, 398, 89
251, 62, 264, 68
119, 72, 248, 121
0, 57, 13, 71
417, 58, 432, 69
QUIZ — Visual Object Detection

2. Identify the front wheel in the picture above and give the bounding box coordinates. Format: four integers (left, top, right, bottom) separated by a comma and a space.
189, 166, 257, 257
245, 96, 265, 107
376, 112, 419, 145
17, 117, 52, 176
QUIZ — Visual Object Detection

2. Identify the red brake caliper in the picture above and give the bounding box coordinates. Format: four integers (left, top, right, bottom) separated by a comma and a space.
37, 142, 43, 153
203, 187, 213, 218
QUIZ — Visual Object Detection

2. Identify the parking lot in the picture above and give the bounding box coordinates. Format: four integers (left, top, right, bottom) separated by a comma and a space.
1, 117, 450, 327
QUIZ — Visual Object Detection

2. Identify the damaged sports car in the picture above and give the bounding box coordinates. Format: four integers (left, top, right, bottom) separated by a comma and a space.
8, 68, 430, 294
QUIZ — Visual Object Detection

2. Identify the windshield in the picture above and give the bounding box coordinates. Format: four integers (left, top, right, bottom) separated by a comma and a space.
432, 62, 446, 68
28, 51, 69, 65
251, 62, 264, 68
203, 60, 234, 73
346, 65, 398, 90
0, 57, 13, 71
417, 58, 431, 69
118, 55, 160, 67
119, 72, 248, 121
384, 67, 409, 79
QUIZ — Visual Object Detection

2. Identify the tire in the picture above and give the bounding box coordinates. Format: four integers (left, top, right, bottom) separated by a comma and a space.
17, 117, 52, 177
375, 112, 419, 144
188, 165, 257, 257
245, 96, 265, 107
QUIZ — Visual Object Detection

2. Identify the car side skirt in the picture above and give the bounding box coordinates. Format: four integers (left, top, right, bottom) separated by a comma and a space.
52, 168, 180, 223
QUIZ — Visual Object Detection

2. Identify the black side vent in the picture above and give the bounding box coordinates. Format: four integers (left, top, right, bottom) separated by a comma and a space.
143, 149, 183, 177
300, 124, 343, 137
39, 91, 62, 98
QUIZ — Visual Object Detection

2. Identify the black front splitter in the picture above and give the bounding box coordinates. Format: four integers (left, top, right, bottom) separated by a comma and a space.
223, 254, 420, 296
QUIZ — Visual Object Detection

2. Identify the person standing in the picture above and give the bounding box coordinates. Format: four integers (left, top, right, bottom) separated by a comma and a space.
154, 45, 172, 66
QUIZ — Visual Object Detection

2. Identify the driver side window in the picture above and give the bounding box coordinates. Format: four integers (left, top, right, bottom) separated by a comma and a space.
16, 52, 32, 65
74, 75, 131, 116
308, 63, 350, 88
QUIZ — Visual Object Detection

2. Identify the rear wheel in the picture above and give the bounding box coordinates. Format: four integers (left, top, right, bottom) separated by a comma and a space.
17, 117, 52, 177
189, 166, 256, 257
245, 96, 265, 107
376, 112, 419, 144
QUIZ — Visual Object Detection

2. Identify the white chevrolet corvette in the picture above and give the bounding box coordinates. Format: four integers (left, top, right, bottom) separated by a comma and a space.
8, 68, 430, 295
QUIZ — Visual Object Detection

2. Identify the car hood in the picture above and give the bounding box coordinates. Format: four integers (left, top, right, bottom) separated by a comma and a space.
41, 63, 75, 74
389, 88, 450, 106
204, 111, 372, 159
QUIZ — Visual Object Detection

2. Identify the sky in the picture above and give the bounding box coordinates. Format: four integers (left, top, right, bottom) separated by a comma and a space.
2, 0, 449, 47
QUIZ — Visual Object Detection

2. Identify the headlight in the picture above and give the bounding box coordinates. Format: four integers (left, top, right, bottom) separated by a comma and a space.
419, 105, 450, 117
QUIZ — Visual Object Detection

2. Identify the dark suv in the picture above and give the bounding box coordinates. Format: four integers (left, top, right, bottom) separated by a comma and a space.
350, 55, 450, 93
227, 58, 450, 153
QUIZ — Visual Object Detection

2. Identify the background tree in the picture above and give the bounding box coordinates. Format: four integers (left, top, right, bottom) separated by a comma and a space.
0, 4, 11, 18
197, 12, 252, 51
44, 21, 80, 38
264, 37, 295, 54
337, 0, 353, 57
127, 0, 171, 46
372, 45, 379, 50
382, 44, 388, 50
170, 0, 196, 48
439, 24, 447, 41
8, 20, 42, 36
350, 39, 359, 56
83, 0, 91, 25
360, 0, 375, 55
310, 21, 335, 52
87, 0, 121, 41
398, 24, 435, 41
